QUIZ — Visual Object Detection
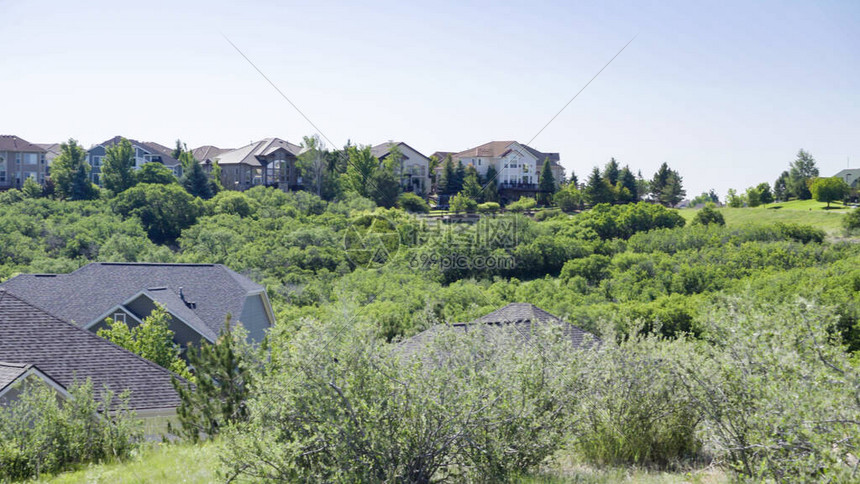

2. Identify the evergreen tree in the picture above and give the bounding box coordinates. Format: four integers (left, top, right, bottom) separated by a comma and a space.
603, 157, 620, 186
483, 165, 500, 203
462, 166, 483, 201
788, 149, 819, 200
569, 170, 578, 188
453, 161, 466, 195
101, 137, 137, 194
538, 158, 556, 206
172, 316, 255, 441
182, 158, 214, 199
171, 139, 185, 160
661, 170, 686, 207
52, 139, 98, 200
650, 162, 672, 202
774, 171, 790, 201
584, 167, 613, 205
618, 165, 638, 203
438, 156, 455, 195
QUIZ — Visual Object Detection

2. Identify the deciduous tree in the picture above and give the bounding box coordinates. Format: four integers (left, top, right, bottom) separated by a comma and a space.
101, 137, 137, 194
51, 139, 98, 200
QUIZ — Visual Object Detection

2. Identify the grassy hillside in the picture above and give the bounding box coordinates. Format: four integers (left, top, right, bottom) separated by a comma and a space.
41, 442, 726, 484
40, 443, 219, 484
681, 200, 851, 234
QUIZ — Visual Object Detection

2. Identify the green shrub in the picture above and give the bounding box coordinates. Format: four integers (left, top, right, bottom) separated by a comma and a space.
843, 207, 860, 233
774, 222, 825, 244
690, 203, 725, 226
507, 196, 537, 212
220, 314, 586, 482
0, 380, 141, 481
577, 331, 701, 467
449, 192, 478, 213
396, 192, 430, 213
477, 201, 500, 213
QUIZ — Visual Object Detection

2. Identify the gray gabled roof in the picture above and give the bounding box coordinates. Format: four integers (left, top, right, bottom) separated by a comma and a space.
0, 263, 265, 342
0, 361, 32, 393
400, 303, 597, 353
93, 136, 181, 168
0, 135, 47, 153
210, 138, 301, 166
0, 290, 180, 411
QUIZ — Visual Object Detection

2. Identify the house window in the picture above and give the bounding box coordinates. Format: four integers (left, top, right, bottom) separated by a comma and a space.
15, 153, 21, 164
113, 313, 127, 324
24, 153, 38, 164
0, 157, 5, 182
477, 159, 482, 166
91, 156, 102, 167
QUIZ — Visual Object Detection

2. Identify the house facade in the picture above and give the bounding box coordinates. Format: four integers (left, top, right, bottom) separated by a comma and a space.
452, 141, 564, 202
371, 141, 432, 196
833, 168, 860, 189
0, 135, 48, 189
87, 136, 182, 186
0, 262, 274, 345
195, 138, 302, 192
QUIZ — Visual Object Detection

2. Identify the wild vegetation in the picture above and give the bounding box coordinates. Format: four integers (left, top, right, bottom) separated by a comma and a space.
2, 144, 860, 481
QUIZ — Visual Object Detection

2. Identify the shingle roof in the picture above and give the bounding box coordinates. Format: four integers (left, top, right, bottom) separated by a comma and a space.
211, 138, 301, 166
192, 145, 233, 164
0, 361, 31, 393
95, 136, 181, 168
0, 263, 264, 342
454, 141, 516, 159
371, 141, 431, 163
400, 303, 597, 353
0, 135, 47, 153
0, 290, 180, 411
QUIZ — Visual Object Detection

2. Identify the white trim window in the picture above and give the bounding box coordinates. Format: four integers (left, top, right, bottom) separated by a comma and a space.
113, 312, 127, 324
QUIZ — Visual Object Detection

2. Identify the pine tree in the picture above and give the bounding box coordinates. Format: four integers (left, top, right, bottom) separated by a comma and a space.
538, 158, 556, 206
453, 161, 466, 195
618, 165, 638, 203
437, 156, 455, 195
660, 170, 686, 207
788, 149, 819, 200
182, 158, 213, 199
171, 316, 255, 441
603, 157, 620, 186
483, 165, 500, 203
584, 167, 613, 206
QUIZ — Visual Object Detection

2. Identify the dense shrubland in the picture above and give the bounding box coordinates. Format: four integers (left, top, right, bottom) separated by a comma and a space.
1, 186, 860, 481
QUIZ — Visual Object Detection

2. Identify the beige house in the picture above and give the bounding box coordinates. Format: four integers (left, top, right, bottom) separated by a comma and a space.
195, 138, 302, 192
371, 141, 432, 196
0, 135, 48, 189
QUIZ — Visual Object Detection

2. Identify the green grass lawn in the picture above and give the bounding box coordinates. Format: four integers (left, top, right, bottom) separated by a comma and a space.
39, 442, 728, 484
681, 199, 852, 235
40, 442, 220, 484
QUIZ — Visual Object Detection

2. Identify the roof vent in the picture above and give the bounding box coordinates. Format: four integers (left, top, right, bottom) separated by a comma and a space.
178, 287, 197, 310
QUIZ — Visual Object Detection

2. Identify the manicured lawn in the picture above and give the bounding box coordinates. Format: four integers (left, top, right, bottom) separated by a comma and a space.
681, 200, 852, 235
40, 442, 220, 484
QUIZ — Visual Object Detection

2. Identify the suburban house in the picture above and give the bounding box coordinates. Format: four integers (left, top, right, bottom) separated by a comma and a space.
0, 289, 181, 425
452, 141, 564, 195
0, 262, 274, 345
194, 138, 302, 192
371, 141, 432, 195
833, 168, 860, 189
35, 142, 62, 167
86, 136, 183, 186
400, 303, 596, 352
0, 135, 48, 189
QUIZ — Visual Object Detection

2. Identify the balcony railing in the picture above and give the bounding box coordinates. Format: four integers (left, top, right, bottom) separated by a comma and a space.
499, 182, 538, 190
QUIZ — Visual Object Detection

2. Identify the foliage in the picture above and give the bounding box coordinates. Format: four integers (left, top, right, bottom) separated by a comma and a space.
51, 139, 98, 200
810, 176, 849, 208
555, 185, 583, 212
397, 192, 429, 213
101, 137, 137, 194
181, 158, 214, 200
576, 202, 685, 240
97, 305, 191, 378
112, 183, 203, 243
584, 167, 613, 206
577, 330, 701, 467
22, 177, 43, 198
844, 207, 860, 233
650, 163, 685, 207
449, 191, 477, 213
136, 162, 177, 185
477, 201, 500, 213
0, 380, 141, 481
690, 203, 725, 226
725, 188, 744, 208
507, 196, 537, 212
171, 317, 256, 442
538, 158, 556, 205
220, 314, 586, 483
343, 145, 378, 199
788, 149, 819, 200
676, 298, 859, 481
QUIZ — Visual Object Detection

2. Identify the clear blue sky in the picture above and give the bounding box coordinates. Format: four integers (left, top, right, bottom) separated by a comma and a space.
1, 0, 857, 197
